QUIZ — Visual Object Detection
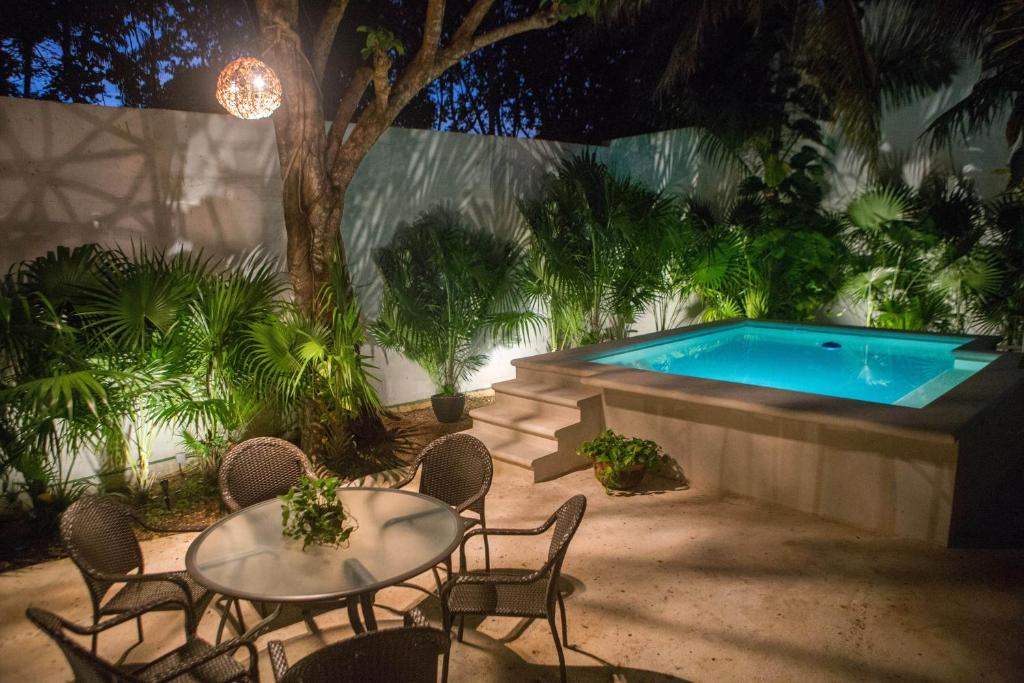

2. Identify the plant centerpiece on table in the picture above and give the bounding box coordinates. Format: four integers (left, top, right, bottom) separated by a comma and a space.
578, 430, 666, 492
372, 207, 539, 423
280, 476, 357, 550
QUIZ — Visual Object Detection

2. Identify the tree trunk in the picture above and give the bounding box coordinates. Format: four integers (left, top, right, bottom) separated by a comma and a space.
252, 0, 571, 460
19, 39, 33, 97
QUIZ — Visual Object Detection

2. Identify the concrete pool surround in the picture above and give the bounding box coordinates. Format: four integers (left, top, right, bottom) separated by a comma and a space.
470, 319, 1024, 548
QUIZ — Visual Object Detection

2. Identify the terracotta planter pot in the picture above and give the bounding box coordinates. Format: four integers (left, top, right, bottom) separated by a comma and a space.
594, 462, 647, 490
431, 393, 466, 423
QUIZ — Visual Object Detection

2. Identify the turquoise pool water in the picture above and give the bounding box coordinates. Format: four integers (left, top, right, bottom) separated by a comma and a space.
590, 322, 994, 408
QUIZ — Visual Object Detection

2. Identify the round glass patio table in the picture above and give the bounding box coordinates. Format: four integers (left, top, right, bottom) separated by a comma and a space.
186, 487, 462, 634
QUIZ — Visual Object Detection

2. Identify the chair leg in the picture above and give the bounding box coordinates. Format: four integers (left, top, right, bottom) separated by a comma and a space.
136, 616, 144, 644
483, 532, 491, 572
233, 598, 247, 633
215, 601, 230, 645
440, 603, 453, 681
557, 592, 569, 645
548, 612, 567, 683
457, 615, 466, 642
91, 632, 98, 655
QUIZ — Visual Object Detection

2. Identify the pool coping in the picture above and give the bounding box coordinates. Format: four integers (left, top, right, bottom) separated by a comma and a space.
512, 319, 1023, 444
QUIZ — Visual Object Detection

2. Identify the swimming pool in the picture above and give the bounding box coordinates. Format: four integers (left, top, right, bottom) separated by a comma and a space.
503, 320, 1022, 546
589, 321, 995, 408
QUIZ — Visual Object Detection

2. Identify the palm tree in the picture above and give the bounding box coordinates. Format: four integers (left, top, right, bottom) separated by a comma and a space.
926, 2, 1024, 170
248, 250, 381, 466
839, 173, 1006, 333
372, 207, 539, 405
605, 0, 998, 167
519, 153, 678, 349
1, 244, 292, 508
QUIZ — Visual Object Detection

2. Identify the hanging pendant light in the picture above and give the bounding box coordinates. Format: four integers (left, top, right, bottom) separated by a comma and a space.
215, 57, 282, 120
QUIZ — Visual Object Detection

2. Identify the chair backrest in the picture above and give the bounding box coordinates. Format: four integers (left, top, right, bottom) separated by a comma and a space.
279, 625, 450, 683
545, 494, 587, 588
219, 437, 314, 512
26, 607, 137, 683
416, 433, 492, 517
59, 496, 144, 609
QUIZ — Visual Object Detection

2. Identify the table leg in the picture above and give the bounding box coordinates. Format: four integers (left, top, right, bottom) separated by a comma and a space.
360, 592, 378, 631
346, 599, 365, 635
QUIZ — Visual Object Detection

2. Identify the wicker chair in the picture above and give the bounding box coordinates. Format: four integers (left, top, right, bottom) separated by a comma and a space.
440, 494, 587, 683
393, 433, 493, 573
59, 495, 213, 656
268, 608, 449, 683
219, 437, 315, 513
27, 604, 258, 683
218, 437, 335, 636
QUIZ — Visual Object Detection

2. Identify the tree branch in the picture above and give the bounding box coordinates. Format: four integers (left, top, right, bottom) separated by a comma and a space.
418, 0, 447, 60
372, 50, 393, 113
326, 66, 373, 166
311, 0, 349, 83
327, 1, 563, 190
450, 0, 496, 48
442, 6, 559, 69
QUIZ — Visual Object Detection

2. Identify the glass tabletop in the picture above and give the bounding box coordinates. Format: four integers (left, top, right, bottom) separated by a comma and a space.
185, 487, 462, 603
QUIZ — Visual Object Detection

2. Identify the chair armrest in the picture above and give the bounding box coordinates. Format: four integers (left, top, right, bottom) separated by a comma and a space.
453, 485, 488, 515
268, 640, 290, 682
148, 637, 259, 683
92, 570, 199, 631
458, 517, 558, 571
389, 463, 418, 489
44, 599, 186, 636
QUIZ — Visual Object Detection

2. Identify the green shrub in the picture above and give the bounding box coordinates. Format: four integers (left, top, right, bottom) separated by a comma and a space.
280, 476, 357, 550
372, 207, 538, 396
578, 430, 665, 490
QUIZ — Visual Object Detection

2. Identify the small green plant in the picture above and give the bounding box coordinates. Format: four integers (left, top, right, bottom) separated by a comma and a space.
279, 476, 357, 550
578, 430, 665, 491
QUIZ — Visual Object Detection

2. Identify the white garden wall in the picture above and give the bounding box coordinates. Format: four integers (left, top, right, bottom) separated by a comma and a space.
0, 96, 588, 413
0, 74, 1009, 477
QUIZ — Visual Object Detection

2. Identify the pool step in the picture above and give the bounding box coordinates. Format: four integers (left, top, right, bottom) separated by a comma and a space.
894, 367, 974, 408
466, 377, 603, 481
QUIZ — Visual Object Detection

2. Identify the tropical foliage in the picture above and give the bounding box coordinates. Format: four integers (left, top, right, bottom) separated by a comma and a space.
372, 208, 539, 396
279, 475, 357, 550
578, 429, 665, 491
607, 0, 1000, 167
665, 144, 847, 323
0, 243, 382, 528
520, 153, 678, 349
838, 174, 1009, 334
927, 1, 1024, 186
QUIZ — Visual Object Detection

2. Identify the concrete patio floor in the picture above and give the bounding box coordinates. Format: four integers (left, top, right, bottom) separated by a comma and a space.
2, 459, 1023, 682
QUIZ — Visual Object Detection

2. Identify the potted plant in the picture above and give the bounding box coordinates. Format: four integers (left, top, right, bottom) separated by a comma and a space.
372, 207, 538, 423
578, 430, 666, 491
280, 476, 357, 550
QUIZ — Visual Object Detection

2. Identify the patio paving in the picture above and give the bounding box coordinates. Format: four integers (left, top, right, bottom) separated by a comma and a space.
1, 459, 1022, 682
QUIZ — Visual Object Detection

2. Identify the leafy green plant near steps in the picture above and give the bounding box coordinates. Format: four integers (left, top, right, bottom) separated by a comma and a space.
280, 475, 357, 550
518, 153, 678, 350
372, 207, 539, 397
578, 430, 666, 491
